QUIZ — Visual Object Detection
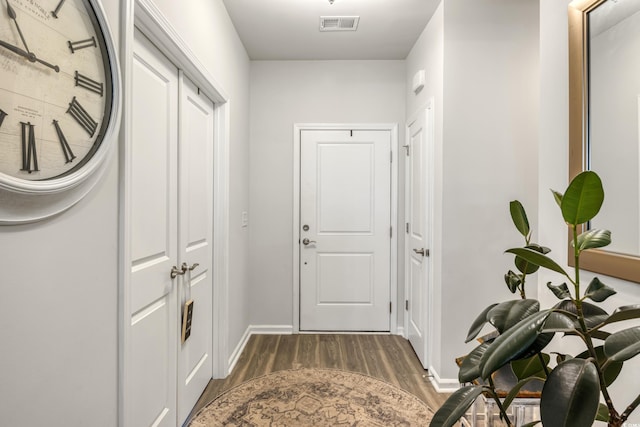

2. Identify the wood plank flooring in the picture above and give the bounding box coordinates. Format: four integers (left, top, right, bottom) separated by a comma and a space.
189, 334, 450, 421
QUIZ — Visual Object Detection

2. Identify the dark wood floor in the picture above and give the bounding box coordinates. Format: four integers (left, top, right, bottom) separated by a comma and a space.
189, 334, 449, 420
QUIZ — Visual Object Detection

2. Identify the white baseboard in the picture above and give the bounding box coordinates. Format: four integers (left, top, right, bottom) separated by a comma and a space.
227, 324, 294, 373
396, 326, 405, 337
428, 365, 460, 393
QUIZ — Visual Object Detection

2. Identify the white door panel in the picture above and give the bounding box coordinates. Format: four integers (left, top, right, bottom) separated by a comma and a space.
177, 77, 214, 425
406, 110, 431, 369
130, 28, 178, 427
300, 130, 391, 331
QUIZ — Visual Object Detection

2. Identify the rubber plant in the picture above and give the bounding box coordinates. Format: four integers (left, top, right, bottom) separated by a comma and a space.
430, 171, 640, 427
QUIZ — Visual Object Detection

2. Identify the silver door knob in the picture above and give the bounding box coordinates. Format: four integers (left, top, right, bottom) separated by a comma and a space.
302, 238, 317, 246
182, 262, 199, 272
413, 248, 429, 257
170, 264, 187, 279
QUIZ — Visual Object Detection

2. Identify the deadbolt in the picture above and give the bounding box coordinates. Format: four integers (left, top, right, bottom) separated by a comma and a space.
302, 224, 310, 231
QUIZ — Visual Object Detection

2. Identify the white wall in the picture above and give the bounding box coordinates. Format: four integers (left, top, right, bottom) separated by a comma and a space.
0, 1, 251, 425
539, 0, 640, 423
148, 0, 251, 363
0, 3, 121, 426
435, 0, 540, 381
249, 60, 406, 328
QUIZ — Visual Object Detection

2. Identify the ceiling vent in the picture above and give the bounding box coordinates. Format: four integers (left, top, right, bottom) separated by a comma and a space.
319, 16, 360, 32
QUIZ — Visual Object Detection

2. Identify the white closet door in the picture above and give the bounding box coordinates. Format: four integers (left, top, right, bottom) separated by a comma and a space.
406, 110, 431, 369
129, 28, 179, 427
177, 77, 215, 425
299, 130, 391, 331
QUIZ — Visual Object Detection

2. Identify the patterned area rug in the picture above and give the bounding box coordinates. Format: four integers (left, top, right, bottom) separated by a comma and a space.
188, 368, 433, 426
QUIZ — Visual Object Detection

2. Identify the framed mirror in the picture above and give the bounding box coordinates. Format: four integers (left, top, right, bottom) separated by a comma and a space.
569, 0, 640, 283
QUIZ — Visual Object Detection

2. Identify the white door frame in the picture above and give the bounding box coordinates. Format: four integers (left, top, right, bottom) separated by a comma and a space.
120, 1, 231, 425
292, 123, 399, 334
403, 102, 435, 363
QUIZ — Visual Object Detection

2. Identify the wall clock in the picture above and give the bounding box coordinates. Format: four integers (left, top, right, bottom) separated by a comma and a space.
0, 0, 120, 224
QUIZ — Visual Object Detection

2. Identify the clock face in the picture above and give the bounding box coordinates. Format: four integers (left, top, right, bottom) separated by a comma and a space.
0, 0, 112, 181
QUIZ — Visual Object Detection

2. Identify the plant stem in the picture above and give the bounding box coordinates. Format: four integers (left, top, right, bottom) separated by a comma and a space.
572, 224, 620, 423
536, 352, 550, 378
621, 393, 640, 422
488, 376, 512, 427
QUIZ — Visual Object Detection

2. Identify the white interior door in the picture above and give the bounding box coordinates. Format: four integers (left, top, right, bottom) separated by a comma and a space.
405, 110, 431, 369
177, 77, 214, 425
300, 129, 391, 331
129, 28, 179, 427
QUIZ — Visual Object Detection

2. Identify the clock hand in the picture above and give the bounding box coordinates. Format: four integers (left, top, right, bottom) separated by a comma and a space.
0, 37, 30, 58
32, 54, 59, 72
0, 39, 59, 72
6, 0, 30, 53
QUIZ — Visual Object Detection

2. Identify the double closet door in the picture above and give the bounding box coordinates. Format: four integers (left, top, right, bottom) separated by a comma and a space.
128, 29, 214, 427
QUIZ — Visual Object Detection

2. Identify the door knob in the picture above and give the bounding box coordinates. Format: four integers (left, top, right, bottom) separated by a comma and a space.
182, 262, 199, 272
413, 248, 429, 257
302, 238, 317, 246
170, 264, 187, 279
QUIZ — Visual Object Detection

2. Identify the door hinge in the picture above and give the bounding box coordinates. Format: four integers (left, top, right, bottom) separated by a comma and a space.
405, 300, 409, 311
390, 226, 393, 238
406, 222, 409, 233
403, 144, 410, 156
390, 302, 392, 313
390, 151, 393, 163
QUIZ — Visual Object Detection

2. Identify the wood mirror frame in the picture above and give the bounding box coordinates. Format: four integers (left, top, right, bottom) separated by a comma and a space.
568, 0, 640, 283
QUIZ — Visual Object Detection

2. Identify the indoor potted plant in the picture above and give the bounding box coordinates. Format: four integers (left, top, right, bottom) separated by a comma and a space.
431, 171, 640, 427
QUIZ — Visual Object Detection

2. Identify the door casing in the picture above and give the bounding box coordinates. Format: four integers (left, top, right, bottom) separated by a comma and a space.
292, 123, 399, 334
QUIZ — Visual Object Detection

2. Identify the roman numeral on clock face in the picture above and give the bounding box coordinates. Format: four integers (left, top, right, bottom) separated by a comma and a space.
51, 0, 67, 18
67, 96, 98, 137
20, 122, 39, 173
68, 37, 96, 54
52, 120, 76, 163
0, 109, 6, 127
75, 71, 103, 96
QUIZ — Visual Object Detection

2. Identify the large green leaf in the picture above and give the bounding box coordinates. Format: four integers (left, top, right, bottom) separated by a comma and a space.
515, 244, 550, 275
540, 358, 601, 427
517, 332, 555, 359
576, 229, 611, 251
510, 200, 530, 239
479, 310, 551, 379
554, 299, 609, 329
487, 299, 540, 333
603, 304, 640, 326
430, 385, 484, 427
584, 277, 617, 303
465, 303, 499, 343
511, 353, 550, 381
459, 341, 492, 383
505, 248, 570, 279
604, 326, 640, 363
576, 346, 622, 386
560, 171, 604, 226
543, 311, 578, 333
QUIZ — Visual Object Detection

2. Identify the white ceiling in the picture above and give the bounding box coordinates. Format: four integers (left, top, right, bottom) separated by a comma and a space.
222, 0, 441, 60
